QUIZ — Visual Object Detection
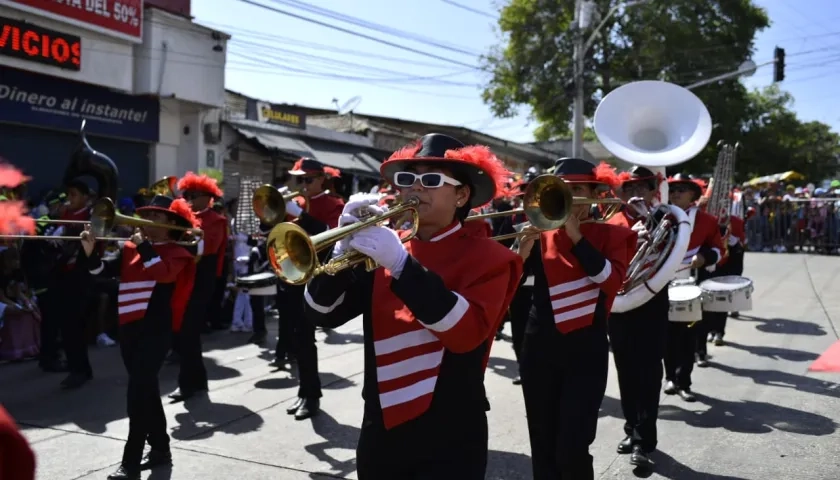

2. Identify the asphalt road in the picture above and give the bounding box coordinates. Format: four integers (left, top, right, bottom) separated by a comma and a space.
2, 252, 840, 480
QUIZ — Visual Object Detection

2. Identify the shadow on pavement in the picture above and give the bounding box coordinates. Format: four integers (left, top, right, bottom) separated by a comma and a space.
713, 362, 840, 399
735, 315, 827, 336
487, 356, 519, 380
635, 449, 750, 479
723, 340, 820, 362
171, 395, 264, 441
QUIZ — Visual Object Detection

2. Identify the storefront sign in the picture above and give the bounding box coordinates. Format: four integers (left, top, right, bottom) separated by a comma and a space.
0, 66, 159, 142
0, 16, 81, 70
247, 99, 306, 129
0, 0, 144, 42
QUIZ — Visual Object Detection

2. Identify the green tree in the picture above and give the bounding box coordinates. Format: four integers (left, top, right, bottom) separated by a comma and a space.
482, 0, 770, 170
739, 85, 840, 182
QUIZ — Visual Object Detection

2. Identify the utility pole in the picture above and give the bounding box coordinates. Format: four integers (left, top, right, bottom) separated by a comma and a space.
572, 0, 585, 159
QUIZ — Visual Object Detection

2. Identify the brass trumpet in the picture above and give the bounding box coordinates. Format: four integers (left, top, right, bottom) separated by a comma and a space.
252, 184, 309, 226
266, 198, 420, 285
0, 198, 203, 246
466, 175, 623, 241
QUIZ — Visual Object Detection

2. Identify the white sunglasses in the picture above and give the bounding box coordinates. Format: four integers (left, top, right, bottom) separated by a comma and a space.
393, 171, 462, 188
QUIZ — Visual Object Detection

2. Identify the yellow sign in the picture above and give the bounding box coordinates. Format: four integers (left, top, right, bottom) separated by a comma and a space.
255, 101, 306, 129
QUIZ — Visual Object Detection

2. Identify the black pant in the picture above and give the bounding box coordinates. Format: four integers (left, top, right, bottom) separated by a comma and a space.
274, 286, 295, 359
608, 289, 668, 452
664, 322, 697, 390
57, 273, 92, 375
698, 311, 728, 349
119, 314, 171, 469
250, 295, 266, 334
177, 261, 214, 393
508, 285, 532, 363
521, 321, 609, 480
284, 284, 321, 399
356, 409, 488, 479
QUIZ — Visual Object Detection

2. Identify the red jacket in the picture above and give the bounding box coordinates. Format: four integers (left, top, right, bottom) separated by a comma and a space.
196, 209, 227, 260
683, 207, 725, 266
461, 219, 492, 238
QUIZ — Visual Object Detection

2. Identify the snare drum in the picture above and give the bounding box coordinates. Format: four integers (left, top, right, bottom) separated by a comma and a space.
669, 277, 696, 288
235, 272, 278, 296
673, 266, 692, 280
668, 284, 704, 322
699, 275, 754, 312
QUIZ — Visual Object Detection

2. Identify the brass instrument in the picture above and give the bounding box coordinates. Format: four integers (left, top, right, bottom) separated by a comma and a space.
466, 175, 623, 241
0, 197, 203, 246
266, 198, 420, 285
252, 184, 309, 226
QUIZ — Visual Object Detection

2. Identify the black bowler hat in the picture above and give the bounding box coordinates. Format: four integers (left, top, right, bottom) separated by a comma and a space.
136, 195, 198, 230
667, 173, 703, 198
381, 133, 510, 208
552, 158, 619, 188
621, 165, 658, 191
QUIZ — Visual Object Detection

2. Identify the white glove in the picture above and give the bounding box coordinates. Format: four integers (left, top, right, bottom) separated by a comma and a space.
334, 203, 388, 258
286, 200, 303, 217
348, 226, 408, 277
278, 186, 290, 194
631, 221, 648, 237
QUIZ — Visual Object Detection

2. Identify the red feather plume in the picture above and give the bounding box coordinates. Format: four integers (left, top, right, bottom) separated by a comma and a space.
169, 198, 201, 229
177, 172, 222, 197
617, 171, 633, 184
593, 162, 620, 189
0, 201, 35, 235
386, 140, 422, 161
291, 158, 305, 172
443, 145, 512, 203
0, 162, 30, 189
323, 166, 341, 178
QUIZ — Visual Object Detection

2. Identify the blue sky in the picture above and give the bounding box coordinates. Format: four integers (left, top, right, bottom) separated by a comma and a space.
192, 0, 840, 144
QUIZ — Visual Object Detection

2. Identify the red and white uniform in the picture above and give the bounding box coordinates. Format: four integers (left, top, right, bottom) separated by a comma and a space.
538, 222, 637, 333
88, 241, 195, 330
288, 192, 345, 235
195, 208, 227, 260
304, 221, 522, 429
683, 207, 724, 266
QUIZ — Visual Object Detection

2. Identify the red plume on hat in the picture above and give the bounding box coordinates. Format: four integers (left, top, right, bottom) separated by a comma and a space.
169, 198, 201, 229
593, 162, 620, 189
0, 162, 30, 189
0, 201, 34, 235
177, 172, 222, 198
443, 145, 513, 202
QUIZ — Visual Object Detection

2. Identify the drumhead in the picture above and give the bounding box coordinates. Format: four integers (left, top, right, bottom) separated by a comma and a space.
670, 277, 696, 287
241, 272, 276, 281
669, 285, 702, 302
699, 275, 752, 291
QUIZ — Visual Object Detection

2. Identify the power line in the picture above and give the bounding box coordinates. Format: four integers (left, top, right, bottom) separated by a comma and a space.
234, 0, 481, 69
439, 0, 496, 20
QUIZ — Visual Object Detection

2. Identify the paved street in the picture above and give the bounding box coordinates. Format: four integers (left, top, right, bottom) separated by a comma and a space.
2, 252, 840, 480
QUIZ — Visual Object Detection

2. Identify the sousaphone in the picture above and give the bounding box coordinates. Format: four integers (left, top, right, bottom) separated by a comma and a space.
594, 81, 711, 313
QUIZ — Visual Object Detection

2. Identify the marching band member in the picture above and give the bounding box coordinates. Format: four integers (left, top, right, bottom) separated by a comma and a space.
516, 158, 636, 480
664, 174, 723, 401
81, 195, 198, 480
169, 173, 226, 402
247, 223, 272, 345
281, 157, 344, 420
303, 134, 522, 478
0, 405, 36, 480
607, 166, 667, 469
718, 213, 746, 323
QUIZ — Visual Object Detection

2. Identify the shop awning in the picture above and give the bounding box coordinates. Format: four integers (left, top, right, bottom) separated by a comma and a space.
231, 125, 312, 158
303, 139, 382, 177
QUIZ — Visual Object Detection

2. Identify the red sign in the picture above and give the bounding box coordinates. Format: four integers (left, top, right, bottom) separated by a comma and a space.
0, 0, 144, 42
0, 16, 82, 70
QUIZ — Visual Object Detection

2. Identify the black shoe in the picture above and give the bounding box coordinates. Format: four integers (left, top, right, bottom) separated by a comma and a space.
617, 436, 634, 454
696, 354, 709, 368
107, 465, 140, 480
249, 331, 267, 345
706, 332, 714, 343
678, 389, 696, 402
269, 357, 287, 370
512, 376, 522, 385
629, 445, 653, 468
713, 333, 724, 346
286, 397, 305, 415
294, 398, 320, 420
40, 359, 68, 373
663, 381, 678, 395
60, 372, 92, 390
140, 450, 172, 470
168, 387, 206, 403
730, 312, 740, 319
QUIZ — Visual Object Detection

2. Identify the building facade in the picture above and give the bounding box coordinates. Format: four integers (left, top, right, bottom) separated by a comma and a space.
0, 0, 227, 200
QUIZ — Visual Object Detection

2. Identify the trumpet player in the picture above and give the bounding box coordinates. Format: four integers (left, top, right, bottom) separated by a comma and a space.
303, 134, 522, 479
607, 166, 667, 469
80, 196, 199, 480
169, 173, 226, 402
516, 158, 637, 480
664, 174, 724, 401
282, 158, 345, 420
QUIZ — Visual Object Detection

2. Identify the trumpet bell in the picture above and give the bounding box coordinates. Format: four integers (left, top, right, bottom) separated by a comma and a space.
524, 175, 574, 230
266, 222, 316, 285
594, 81, 712, 167
253, 185, 287, 226
148, 176, 178, 197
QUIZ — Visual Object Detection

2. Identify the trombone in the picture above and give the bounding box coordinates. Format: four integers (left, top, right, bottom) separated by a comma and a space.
466, 175, 623, 242
0, 197, 203, 247
252, 184, 309, 227
266, 198, 420, 285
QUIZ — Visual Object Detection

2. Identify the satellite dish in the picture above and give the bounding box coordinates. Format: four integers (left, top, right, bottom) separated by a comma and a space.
338, 96, 362, 115
738, 60, 757, 78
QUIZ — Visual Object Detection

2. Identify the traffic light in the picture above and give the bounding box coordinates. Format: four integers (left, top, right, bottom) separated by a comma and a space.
774, 46, 785, 83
